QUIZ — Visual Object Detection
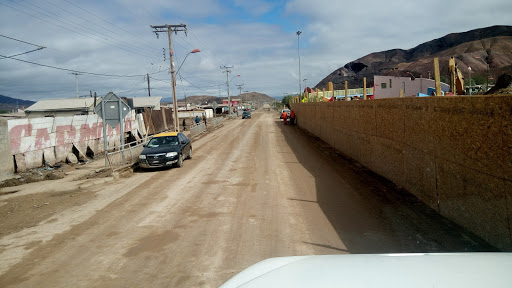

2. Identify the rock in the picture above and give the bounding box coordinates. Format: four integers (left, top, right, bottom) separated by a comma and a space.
66, 153, 78, 164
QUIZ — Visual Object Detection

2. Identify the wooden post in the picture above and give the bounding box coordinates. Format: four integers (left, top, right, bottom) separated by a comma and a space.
323, 88, 326, 102
328, 81, 334, 101
434, 57, 442, 96
316, 88, 320, 102
345, 81, 348, 101
363, 77, 367, 100
400, 89, 404, 98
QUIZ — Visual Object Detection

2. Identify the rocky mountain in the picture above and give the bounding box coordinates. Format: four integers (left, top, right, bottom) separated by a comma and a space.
316, 25, 512, 89
0, 95, 35, 112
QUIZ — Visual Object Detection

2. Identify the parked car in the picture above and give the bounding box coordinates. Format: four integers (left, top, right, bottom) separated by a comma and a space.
242, 111, 252, 119
138, 132, 192, 169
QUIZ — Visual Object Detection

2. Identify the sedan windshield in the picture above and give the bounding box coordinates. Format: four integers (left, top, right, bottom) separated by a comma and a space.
147, 136, 179, 148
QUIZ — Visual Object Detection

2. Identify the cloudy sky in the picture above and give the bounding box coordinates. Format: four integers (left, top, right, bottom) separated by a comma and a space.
1, 0, 511, 101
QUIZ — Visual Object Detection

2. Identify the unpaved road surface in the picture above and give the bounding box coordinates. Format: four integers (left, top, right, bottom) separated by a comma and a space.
0, 111, 496, 287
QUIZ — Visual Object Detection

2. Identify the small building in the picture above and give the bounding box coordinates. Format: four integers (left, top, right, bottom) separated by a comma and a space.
25, 98, 101, 118
222, 98, 240, 106
373, 76, 449, 99
130, 96, 162, 113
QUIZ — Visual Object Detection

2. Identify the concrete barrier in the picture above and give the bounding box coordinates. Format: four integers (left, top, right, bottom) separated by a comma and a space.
291, 95, 512, 251
4, 111, 145, 172
0, 118, 14, 181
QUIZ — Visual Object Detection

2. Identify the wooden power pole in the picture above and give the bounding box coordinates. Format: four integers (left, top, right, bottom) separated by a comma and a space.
150, 24, 187, 132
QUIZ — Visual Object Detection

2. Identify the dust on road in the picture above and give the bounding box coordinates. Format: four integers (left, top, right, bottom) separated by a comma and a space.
0, 111, 497, 288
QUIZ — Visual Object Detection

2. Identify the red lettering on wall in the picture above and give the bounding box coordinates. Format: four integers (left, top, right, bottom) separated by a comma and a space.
9, 124, 32, 152
55, 125, 76, 146
79, 123, 101, 143
35, 128, 50, 150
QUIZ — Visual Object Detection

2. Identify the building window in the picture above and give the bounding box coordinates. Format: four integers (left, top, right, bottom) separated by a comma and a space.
389, 79, 392, 88
381, 83, 387, 89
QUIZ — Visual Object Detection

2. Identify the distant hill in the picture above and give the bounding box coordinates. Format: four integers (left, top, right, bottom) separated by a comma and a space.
316, 25, 512, 89
163, 92, 275, 106
0, 95, 35, 111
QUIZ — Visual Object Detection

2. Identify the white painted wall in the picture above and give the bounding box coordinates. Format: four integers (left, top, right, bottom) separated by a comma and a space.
5, 111, 145, 171
374, 76, 450, 99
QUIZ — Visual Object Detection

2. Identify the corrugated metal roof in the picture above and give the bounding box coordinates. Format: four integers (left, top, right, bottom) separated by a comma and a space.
26, 98, 101, 111
132, 96, 162, 108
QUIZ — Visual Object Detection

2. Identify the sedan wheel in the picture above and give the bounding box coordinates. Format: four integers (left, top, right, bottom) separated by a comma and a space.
176, 154, 183, 168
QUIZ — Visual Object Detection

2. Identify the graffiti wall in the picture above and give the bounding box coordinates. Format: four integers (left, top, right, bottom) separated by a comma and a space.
6, 111, 146, 171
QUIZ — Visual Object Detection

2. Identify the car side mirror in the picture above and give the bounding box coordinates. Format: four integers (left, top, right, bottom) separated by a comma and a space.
181, 140, 186, 144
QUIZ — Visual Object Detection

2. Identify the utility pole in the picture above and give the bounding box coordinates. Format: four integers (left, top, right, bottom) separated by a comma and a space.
297, 31, 302, 97
146, 73, 151, 97
220, 65, 234, 117
236, 83, 244, 97
71, 72, 79, 98
150, 24, 187, 132
236, 83, 244, 109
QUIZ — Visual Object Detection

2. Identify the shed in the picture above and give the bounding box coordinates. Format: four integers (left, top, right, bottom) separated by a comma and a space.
25, 98, 101, 118
131, 96, 162, 113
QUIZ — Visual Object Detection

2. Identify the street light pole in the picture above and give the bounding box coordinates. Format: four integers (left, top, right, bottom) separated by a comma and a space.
176, 49, 200, 76
71, 72, 79, 98
474, 56, 489, 92
297, 31, 302, 97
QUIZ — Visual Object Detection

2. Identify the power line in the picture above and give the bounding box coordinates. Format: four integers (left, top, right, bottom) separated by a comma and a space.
0, 34, 45, 47
59, 0, 161, 53
0, 2, 151, 58
35, 0, 160, 55
0, 54, 167, 78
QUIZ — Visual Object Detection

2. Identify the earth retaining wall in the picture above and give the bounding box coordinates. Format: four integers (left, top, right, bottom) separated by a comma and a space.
291, 95, 512, 251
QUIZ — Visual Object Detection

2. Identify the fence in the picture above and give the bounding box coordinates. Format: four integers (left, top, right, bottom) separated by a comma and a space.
210, 116, 224, 128
308, 88, 374, 99
190, 122, 206, 138
106, 140, 147, 169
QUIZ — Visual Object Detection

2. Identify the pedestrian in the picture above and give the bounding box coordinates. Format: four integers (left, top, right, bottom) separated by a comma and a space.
182, 118, 186, 131
290, 110, 295, 125
281, 110, 288, 125
195, 115, 200, 124
202, 114, 207, 127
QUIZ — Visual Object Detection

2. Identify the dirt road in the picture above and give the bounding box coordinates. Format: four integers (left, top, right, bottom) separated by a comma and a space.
0, 111, 496, 287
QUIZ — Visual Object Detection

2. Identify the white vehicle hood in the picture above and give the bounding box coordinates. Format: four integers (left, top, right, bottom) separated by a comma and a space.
220, 253, 512, 288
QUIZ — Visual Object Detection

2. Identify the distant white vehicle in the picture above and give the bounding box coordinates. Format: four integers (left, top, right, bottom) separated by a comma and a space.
262, 102, 271, 111
220, 253, 512, 288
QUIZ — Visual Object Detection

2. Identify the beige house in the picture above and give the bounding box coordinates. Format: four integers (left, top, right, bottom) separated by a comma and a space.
25, 98, 101, 118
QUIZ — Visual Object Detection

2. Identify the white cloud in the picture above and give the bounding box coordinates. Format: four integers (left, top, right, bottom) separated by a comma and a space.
0, 0, 511, 101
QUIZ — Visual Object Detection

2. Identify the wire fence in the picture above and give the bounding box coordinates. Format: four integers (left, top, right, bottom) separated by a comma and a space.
190, 122, 206, 138
106, 140, 148, 169
210, 116, 224, 128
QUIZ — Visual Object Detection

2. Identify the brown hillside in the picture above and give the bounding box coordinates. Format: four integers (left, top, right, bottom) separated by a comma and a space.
176, 92, 275, 106
316, 25, 512, 89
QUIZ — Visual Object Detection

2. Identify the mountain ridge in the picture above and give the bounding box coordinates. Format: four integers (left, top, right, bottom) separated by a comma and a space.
316, 25, 512, 89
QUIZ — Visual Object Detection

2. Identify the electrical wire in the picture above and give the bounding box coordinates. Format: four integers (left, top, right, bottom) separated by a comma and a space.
35, 0, 160, 55
0, 34, 45, 47
0, 54, 167, 78
0, 2, 150, 58
59, 0, 160, 53
1, 47, 46, 59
